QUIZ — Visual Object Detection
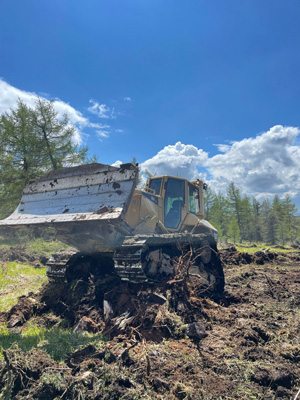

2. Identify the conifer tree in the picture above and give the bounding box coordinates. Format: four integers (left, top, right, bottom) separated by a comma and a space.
228, 218, 241, 243
0, 98, 91, 218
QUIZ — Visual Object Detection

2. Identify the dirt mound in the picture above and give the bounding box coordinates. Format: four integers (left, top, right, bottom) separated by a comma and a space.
220, 246, 278, 265
0, 344, 145, 399
0, 246, 47, 266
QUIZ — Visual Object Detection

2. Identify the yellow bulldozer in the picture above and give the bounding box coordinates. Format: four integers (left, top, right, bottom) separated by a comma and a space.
0, 163, 224, 296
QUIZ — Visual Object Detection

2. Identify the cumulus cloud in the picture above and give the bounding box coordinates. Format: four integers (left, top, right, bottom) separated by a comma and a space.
88, 100, 115, 119
0, 78, 89, 145
111, 160, 123, 167
141, 142, 209, 181
124, 97, 131, 102
207, 125, 300, 197
141, 126, 300, 202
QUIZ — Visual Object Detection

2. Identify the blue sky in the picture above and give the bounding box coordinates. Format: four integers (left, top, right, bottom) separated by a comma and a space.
1, 0, 300, 202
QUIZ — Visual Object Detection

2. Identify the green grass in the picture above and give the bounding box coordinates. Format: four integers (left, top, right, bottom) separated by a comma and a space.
26, 238, 70, 255
0, 244, 105, 363
232, 243, 299, 254
0, 322, 105, 361
0, 237, 70, 255
0, 262, 47, 312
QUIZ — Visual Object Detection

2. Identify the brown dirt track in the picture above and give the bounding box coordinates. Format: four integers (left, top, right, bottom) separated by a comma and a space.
1, 246, 300, 399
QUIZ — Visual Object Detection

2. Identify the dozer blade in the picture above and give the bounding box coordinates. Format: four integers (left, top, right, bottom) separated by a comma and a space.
0, 163, 138, 253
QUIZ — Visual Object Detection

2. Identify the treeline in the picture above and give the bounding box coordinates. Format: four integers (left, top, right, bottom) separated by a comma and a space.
204, 182, 299, 245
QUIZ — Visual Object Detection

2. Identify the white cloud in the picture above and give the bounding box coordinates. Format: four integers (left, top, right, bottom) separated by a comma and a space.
88, 100, 115, 119
0, 78, 37, 112
141, 142, 209, 181
97, 130, 110, 139
89, 122, 109, 129
207, 125, 300, 197
214, 143, 231, 153
124, 97, 131, 102
141, 126, 300, 203
0, 78, 89, 145
111, 160, 123, 167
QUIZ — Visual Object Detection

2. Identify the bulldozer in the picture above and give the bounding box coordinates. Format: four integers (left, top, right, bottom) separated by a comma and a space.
0, 162, 224, 296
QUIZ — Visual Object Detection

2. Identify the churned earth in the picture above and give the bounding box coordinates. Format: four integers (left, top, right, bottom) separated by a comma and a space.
0, 245, 300, 399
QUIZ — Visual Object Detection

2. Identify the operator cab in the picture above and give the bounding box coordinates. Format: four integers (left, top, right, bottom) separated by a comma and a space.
147, 176, 203, 230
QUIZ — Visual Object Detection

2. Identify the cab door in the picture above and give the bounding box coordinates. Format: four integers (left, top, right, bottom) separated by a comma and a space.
163, 178, 186, 229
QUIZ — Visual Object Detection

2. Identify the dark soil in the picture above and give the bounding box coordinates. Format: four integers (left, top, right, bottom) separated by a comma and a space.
1, 246, 300, 399
0, 245, 48, 266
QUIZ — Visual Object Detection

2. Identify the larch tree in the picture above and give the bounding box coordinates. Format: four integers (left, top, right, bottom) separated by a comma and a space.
33, 98, 89, 170
0, 98, 91, 218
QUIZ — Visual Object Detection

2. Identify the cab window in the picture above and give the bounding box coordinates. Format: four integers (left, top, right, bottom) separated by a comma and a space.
164, 178, 185, 229
149, 178, 162, 195
188, 183, 200, 214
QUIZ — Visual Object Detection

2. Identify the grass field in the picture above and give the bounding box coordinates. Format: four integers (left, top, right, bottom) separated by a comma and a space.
220, 241, 299, 254
0, 262, 47, 312
0, 322, 105, 361
0, 254, 105, 363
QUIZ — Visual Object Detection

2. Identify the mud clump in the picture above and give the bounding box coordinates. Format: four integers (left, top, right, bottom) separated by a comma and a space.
220, 246, 278, 265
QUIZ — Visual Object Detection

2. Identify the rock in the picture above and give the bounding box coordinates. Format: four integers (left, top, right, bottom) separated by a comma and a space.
185, 322, 207, 340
